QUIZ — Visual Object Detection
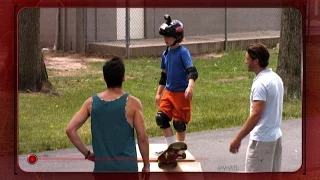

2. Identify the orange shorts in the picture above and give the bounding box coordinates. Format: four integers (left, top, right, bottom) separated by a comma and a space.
158, 89, 192, 124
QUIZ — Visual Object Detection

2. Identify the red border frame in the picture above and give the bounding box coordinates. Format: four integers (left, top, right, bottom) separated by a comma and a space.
1, 0, 319, 179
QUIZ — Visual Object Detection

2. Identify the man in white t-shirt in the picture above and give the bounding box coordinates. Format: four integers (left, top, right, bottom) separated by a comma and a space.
229, 43, 284, 172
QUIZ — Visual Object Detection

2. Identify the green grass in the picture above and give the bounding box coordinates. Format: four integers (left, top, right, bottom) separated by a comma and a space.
18, 49, 301, 154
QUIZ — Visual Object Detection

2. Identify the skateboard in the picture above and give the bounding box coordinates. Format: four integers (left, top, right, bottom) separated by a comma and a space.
157, 142, 188, 168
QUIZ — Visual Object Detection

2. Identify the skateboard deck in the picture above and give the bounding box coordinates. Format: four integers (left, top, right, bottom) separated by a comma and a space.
156, 142, 187, 168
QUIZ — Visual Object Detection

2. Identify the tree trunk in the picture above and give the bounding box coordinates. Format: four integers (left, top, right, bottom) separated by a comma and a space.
18, 8, 52, 92
276, 8, 302, 99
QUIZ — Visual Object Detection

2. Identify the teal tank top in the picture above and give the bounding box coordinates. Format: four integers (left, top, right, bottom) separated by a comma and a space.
90, 93, 138, 172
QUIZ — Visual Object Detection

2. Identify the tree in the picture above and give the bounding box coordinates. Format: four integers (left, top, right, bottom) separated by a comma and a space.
276, 8, 302, 99
18, 8, 52, 93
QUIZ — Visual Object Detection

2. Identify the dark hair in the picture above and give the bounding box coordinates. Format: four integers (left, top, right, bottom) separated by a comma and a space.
247, 43, 270, 68
103, 56, 125, 88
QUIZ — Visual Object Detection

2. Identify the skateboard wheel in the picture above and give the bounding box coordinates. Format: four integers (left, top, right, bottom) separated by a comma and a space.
181, 152, 186, 159
158, 160, 163, 168
172, 161, 178, 167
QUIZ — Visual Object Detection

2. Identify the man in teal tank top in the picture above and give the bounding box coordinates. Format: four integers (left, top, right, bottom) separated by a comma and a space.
66, 57, 150, 174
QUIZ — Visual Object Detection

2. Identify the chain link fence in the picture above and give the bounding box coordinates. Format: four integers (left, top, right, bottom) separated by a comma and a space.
92, 8, 281, 58
40, 8, 281, 57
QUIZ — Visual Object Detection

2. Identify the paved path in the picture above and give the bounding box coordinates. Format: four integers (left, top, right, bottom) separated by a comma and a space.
18, 118, 302, 172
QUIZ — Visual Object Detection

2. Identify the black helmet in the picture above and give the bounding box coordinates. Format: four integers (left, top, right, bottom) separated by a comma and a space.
159, 14, 184, 43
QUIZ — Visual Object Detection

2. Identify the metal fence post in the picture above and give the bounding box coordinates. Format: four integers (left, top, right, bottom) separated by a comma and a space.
83, 8, 87, 52
224, 7, 228, 51
95, 8, 97, 42
125, 7, 130, 59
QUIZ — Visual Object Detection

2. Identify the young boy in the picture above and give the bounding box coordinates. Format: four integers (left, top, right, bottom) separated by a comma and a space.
155, 14, 198, 149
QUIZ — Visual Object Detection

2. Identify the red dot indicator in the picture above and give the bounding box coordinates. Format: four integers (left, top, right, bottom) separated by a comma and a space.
27, 154, 38, 165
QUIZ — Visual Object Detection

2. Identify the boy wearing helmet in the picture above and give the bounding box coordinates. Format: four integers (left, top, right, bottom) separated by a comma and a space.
155, 14, 198, 149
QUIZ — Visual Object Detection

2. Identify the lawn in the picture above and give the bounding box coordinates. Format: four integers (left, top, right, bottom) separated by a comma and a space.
18, 49, 301, 154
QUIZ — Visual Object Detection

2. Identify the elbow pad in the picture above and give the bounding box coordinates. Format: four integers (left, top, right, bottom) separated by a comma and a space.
187, 66, 198, 81
159, 72, 167, 85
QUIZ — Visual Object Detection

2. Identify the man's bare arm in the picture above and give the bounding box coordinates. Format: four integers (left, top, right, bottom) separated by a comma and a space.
132, 97, 150, 167
230, 100, 266, 153
235, 100, 266, 141
66, 98, 92, 156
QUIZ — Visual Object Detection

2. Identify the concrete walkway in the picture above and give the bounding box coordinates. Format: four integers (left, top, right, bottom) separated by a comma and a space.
18, 118, 302, 172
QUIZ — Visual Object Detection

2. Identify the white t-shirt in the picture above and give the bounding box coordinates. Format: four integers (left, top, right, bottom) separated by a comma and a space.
249, 68, 284, 142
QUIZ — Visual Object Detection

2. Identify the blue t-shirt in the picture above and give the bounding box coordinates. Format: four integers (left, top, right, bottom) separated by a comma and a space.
161, 45, 193, 92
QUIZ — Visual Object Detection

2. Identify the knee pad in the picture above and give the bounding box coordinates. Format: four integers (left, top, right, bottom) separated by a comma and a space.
155, 112, 171, 129
173, 121, 186, 132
